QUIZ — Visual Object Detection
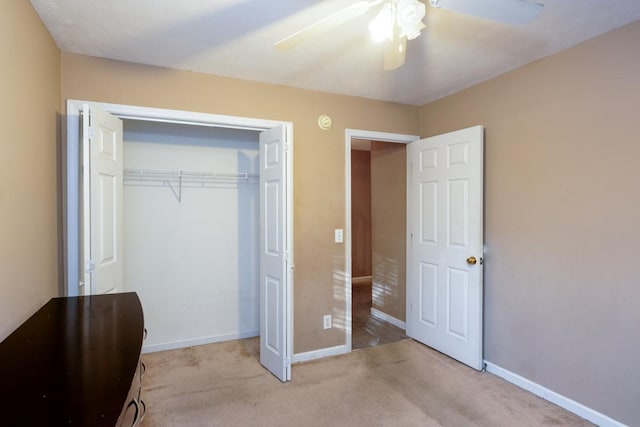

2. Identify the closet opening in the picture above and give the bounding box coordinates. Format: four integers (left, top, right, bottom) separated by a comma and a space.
122, 120, 260, 353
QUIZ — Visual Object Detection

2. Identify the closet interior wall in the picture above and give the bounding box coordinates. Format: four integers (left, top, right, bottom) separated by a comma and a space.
122, 120, 260, 352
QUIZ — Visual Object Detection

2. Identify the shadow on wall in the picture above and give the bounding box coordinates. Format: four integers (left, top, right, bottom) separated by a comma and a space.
372, 255, 401, 309
123, 0, 319, 65
237, 149, 260, 334
332, 253, 349, 335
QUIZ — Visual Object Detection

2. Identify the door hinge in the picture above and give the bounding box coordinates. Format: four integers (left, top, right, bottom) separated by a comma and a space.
282, 252, 294, 271
85, 260, 95, 273
87, 127, 94, 139
284, 357, 291, 367
285, 252, 295, 270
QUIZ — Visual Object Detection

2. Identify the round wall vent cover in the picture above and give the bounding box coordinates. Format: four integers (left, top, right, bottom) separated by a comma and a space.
318, 114, 332, 130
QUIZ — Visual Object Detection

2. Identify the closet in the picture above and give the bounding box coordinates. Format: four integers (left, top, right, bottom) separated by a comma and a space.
121, 120, 260, 352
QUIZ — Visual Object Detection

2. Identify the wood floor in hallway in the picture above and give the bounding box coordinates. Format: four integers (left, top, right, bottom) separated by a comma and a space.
352, 280, 408, 350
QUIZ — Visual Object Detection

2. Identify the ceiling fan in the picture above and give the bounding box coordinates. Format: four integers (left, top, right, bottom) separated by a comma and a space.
275, 0, 544, 71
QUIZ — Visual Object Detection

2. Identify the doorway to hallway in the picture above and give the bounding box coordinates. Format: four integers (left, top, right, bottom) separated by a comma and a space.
350, 138, 408, 349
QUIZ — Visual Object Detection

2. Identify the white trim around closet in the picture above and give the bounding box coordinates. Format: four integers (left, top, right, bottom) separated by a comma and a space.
65, 100, 293, 297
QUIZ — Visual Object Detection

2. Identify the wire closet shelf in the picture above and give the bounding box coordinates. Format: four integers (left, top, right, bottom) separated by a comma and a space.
123, 168, 258, 203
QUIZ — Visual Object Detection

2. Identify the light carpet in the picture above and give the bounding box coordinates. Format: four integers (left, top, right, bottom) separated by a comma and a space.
141, 338, 591, 426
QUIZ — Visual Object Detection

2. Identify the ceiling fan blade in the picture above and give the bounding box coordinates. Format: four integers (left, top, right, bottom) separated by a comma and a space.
275, 1, 381, 50
431, 0, 543, 25
384, 34, 407, 71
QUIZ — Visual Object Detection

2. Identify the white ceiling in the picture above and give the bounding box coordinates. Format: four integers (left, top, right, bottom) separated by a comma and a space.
32, 0, 640, 105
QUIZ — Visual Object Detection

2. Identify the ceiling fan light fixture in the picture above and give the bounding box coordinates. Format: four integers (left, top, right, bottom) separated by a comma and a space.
397, 0, 426, 39
397, 0, 425, 23
368, 3, 394, 43
401, 20, 426, 39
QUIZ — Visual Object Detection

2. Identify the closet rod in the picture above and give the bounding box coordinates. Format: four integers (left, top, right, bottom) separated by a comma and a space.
123, 168, 257, 180
123, 168, 257, 203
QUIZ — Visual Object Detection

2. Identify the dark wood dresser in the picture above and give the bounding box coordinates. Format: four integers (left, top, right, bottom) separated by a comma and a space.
0, 292, 146, 426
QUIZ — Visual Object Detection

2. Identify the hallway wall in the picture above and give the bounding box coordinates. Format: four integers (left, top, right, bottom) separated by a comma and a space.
351, 149, 372, 279
371, 141, 406, 323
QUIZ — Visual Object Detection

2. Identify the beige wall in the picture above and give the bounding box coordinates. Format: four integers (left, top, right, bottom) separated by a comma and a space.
371, 141, 406, 322
351, 149, 372, 279
60, 53, 420, 353
420, 21, 640, 425
0, 3, 61, 340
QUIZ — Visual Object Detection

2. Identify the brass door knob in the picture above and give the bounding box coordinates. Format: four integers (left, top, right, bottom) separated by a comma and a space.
466, 256, 477, 265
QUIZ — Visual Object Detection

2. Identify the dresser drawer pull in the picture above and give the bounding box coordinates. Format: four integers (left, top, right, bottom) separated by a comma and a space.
143, 328, 148, 341
139, 399, 146, 423
126, 399, 139, 427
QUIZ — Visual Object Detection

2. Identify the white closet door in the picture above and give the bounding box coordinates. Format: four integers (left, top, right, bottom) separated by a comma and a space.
259, 125, 292, 382
82, 104, 124, 295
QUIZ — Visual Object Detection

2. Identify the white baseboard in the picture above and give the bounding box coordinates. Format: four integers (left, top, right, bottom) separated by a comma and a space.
142, 329, 259, 353
293, 344, 350, 364
370, 308, 406, 330
484, 361, 626, 427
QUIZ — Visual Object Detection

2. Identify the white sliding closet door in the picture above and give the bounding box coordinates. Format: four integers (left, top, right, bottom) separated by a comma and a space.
259, 125, 292, 382
82, 104, 124, 295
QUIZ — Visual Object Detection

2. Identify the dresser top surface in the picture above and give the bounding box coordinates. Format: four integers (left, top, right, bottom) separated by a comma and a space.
0, 292, 144, 426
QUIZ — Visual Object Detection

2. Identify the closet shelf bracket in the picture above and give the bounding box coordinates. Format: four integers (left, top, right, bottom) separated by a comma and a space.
123, 168, 256, 203
165, 173, 183, 203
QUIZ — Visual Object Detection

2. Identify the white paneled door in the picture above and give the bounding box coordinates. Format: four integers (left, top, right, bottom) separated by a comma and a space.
406, 126, 484, 370
83, 104, 124, 295
259, 125, 292, 382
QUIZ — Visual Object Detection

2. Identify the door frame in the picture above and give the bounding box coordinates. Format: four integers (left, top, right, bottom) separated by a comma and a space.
344, 129, 419, 351
65, 99, 294, 360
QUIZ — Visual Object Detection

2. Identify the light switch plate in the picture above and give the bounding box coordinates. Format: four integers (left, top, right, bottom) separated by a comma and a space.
323, 315, 332, 329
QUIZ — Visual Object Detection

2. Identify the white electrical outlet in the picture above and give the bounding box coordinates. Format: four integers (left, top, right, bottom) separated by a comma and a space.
323, 314, 332, 329
334, 229, 343, 243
